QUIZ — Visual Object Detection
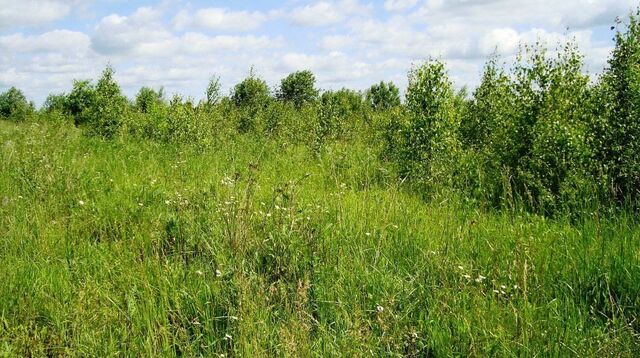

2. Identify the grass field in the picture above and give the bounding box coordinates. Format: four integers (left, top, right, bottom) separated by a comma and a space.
0, 119, 638, 356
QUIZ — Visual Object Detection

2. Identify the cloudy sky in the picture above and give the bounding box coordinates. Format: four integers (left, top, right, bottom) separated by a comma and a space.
0, 0, 636, 104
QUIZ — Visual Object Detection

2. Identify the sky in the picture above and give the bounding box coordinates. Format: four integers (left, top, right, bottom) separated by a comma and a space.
0, 0, 636, 105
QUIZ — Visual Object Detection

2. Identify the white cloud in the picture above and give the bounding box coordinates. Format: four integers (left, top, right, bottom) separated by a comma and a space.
0, 0, 70, 28
173, 8, 267, 32
384, 0, 418, 12
0, 30, 91, 54
479, 28, 520, 55
289, 0, 371, 26
0, 0, 635, 104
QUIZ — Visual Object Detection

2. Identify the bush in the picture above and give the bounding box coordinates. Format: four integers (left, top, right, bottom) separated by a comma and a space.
391, 60, 461, 186
86, 66, 128, 137
232, 71, 271, 133
0, 87, 33, 121
459, 43, 593, 213
135, 87, 165, 114
459, 57, 512, 151
316, 89, 365, 145
277, 70, 319, 108
205, 75, 222, 106
365, 81, 401, 110
42, 93, 68, 113
65, 80, 95, 126
589, 10, 640, 203
232, 72, 270, 109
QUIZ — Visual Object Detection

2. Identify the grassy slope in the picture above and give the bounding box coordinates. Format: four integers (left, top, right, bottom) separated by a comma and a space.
0, 120, 638, 356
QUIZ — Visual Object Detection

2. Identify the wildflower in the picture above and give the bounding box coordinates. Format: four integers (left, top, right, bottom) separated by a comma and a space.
196, 270, 204, 276
457, 266, 464, 271
463, 274, 471, 279
224, 334, 232, 341
165, 200, 171, 205
365, 232, 371, 236
78, 200, 85, 206
215, 269, 222, 277
475, 275, 486, 283
376, 305, 384, 313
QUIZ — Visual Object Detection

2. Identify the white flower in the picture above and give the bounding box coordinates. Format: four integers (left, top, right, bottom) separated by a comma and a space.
376, 305, 384, 313
215, 269, 222, 277
475, 275, 486, 283
196, 270, 204, 276
78, 200, 85, 206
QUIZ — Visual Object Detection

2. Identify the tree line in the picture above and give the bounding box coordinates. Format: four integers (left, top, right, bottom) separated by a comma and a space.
2, 10, 640, 215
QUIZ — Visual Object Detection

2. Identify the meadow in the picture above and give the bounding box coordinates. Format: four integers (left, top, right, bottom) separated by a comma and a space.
0, 10, 640, 358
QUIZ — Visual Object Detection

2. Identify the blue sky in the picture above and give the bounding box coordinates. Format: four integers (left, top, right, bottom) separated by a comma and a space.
0, 0, 636, 104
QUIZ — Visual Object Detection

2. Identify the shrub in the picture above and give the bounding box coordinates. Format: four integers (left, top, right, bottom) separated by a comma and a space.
135, 87, 165, 114
42, 93, 66, 113
459, 57, 513, 151
0, 87, 33, 121
392, 60, 461, 186
316, 89, 364, 146
65, 80, 95, 126
365, 81, 401, 110
277, 70, 319, 108
462, 43, 593, 213
232, 71, 271, 133
589, 10, 640, 203
232, 72, 270, 109
86, 66, 128, 137
205, 75, 222, 106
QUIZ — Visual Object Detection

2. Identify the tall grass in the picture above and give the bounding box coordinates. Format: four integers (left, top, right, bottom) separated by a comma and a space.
1, 8, 640, 357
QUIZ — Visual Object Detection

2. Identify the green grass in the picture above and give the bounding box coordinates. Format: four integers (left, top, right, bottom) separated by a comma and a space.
0, 120, 638, 356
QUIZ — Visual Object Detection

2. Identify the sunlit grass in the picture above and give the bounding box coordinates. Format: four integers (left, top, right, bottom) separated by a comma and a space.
0, 120, 638, 356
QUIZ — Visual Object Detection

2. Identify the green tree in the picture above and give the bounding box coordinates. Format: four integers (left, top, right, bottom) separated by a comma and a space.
232, 70, 270, 132
0, 87, 33, 121
205, 75, 222, 106
135, 87, 164, 113
277, 70, 319, 108
398, 60, 460, 182
589, 10, 640, 202
365, 81, 400, 110
43, 93, 68, 113
65, 79, 96, 126
87, 66, 128, 137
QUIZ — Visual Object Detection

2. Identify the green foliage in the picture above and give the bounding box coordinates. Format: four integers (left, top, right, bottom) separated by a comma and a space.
277, 70, 319, 108
232, 71, 271, 133
0, 87, 33, 121
365, 81, 401, 110
206, 75, 222, 106
86, 66, 128, 137
589, 10, 640, 203
43, 93, 68, 113
315, 89, 365, 148
460, 57, 512, 150
390, 60, 462, 188
232, 72, 270, 109
134, 87, 164, 114
1, 120, 638, 356
65, 79, 95, 126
